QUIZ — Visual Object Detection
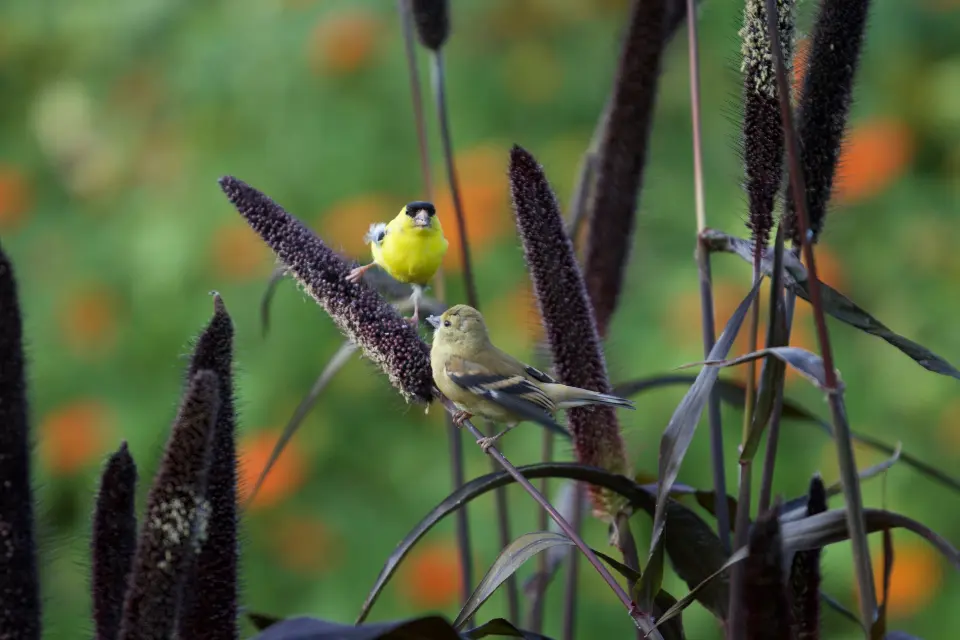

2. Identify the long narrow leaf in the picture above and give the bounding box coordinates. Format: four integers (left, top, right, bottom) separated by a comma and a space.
651, 548, 749, 631
701, 229, 960, 380
453, 532, 575, 629
251, 616, 461, 640
650, 280, 761, 568
780, 509, 960, 570
245, 339, 358, 507
355, 462, 726, 623
743, 223, 788, 461
462, 618, 557, 640
617, 374, 960, 494
680, 346, 835, 392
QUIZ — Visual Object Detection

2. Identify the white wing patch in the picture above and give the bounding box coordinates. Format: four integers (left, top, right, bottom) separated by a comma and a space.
364, 222, 388, 246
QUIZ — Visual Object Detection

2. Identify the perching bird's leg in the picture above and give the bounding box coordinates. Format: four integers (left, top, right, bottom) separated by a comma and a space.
452, 410, 472, 426
346, 263, 374, 284
477, 424, 516, 452
406, 284, 424, 325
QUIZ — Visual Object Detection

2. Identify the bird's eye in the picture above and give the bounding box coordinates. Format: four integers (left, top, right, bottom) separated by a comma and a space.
443, 320, 451, 327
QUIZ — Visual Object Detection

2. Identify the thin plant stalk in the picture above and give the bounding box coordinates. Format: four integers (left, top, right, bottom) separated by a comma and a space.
435, 394, 664, 639
758, 290, 797, 512
763, 0, 877, 626
728, 263, 764, 638
686, 0, 730, 554
528, 157, 599, 632
428, 28, 516, 616
527, 425, 553, 632
397, 0, 479, 617
562, 485, 585, 640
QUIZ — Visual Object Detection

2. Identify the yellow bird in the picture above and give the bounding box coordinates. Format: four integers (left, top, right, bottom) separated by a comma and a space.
346, 201, 448, 325
428, 304, 635, 451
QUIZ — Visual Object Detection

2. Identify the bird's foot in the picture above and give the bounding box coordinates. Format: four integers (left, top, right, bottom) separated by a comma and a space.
452, 410, 472, 427
476, 434, 503, 453
346, 264, 372, 284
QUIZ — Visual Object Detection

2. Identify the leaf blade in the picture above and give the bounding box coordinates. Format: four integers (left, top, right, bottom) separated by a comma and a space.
453, 532, 575, 629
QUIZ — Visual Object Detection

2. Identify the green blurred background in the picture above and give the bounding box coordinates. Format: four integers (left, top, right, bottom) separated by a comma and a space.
2, 0, 959, 637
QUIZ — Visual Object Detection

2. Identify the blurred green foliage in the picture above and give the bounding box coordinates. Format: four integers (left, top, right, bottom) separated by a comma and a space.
1, 0, 959, 638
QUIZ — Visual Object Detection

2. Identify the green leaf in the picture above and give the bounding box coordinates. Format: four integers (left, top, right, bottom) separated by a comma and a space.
461, 618, 557, 639
651, 547, 749, 632
650, 279, 761, 591
616, 374, 960, 494
636, 535, 664, 613
743, 223, 788, 461
247, 611, 283, 631
453, 532, 575, 629
250, 615, 462, 639
679, 346, 835, 393
780, 509, 960, 570
701, 228, 960, 380
354, 463, 727, 624
244, 339, 358, 508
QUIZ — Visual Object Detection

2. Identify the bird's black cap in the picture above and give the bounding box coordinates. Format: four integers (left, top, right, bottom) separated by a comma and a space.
405, 201, 436, 216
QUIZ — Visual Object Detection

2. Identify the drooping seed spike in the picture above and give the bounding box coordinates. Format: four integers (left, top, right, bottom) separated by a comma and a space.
582, 0, 667, 338
740, 0, 797, 257
218, 177, 434, 404
92, 441, 139, 640
118, 370, 220, 640
509, 145, 631, 518
0, 242, 41, 640
410, 0, 449, 51
790, 474, 827, 640
744, 503, 793, 639
177, 292, 240, 640
784, 0, 873, 245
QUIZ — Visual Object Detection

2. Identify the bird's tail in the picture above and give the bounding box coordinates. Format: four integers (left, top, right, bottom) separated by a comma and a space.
544, 384, 636, 411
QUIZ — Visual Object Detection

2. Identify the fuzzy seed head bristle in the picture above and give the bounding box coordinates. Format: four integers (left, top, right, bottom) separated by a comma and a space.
509, 146, 631, 518
740, 0, 797, 100
218, 176, 434, 404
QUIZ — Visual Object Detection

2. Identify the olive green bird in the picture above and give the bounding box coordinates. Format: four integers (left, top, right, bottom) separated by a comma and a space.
428, 304, 635, 451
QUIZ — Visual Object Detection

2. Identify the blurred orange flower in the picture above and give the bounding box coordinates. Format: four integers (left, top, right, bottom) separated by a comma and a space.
0, 164, 32, 231
834, 118, 915, 206
39, 400, 115, 475
318, 193, 395, 259
803, 245, 846, 291
937, 399, 960, 450
864, 537, 944, 619
211, 222, 273, 281
307, 9, 383, 76
435, 144, 513, 271
399, 540, 463, 609
792, 37, 809, 98
505, 281, 545, 343
238, 428, 308, 510
60, 286, 120, 359
269, 515, 342, 575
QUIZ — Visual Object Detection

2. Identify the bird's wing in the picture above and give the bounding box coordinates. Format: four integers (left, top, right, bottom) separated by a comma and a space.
364, 222, 388, 246
445, 356, 559, 419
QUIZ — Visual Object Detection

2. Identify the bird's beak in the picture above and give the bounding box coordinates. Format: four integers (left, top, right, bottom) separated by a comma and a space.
413, 209, 431, 228
426, 315, 441, 329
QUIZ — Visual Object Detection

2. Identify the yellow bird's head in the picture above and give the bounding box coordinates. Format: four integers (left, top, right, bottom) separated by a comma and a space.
403, 201, 439, 232
427, 304, 489, 352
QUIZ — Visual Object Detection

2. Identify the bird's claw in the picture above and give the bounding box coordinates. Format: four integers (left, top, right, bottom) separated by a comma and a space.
477, 436, 496, 453
346, 265, 370, 284
452, 410, 471, 427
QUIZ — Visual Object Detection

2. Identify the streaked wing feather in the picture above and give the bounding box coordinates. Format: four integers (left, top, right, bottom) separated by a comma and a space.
524, 364, 555, 384
445, 358, 567, 435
